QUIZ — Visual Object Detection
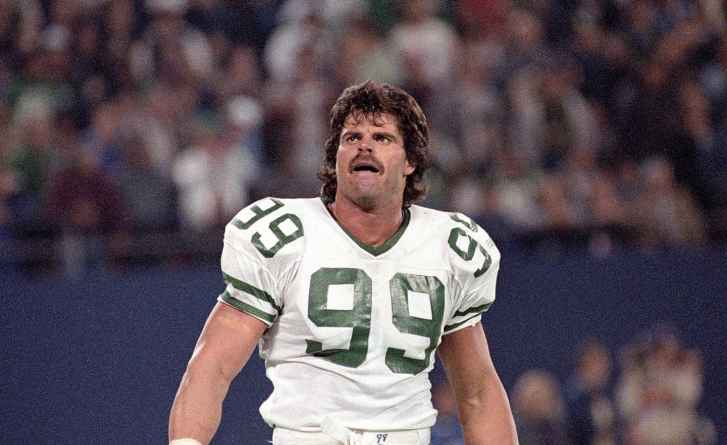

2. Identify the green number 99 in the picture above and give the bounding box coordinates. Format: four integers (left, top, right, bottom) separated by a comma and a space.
306, 268, 444, 374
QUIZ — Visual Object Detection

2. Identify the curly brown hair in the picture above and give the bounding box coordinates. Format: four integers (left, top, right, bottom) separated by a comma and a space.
318, 80, 431, 208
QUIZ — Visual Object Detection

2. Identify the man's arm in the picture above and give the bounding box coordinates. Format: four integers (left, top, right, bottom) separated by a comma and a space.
437, 322, 518, 445
169, 302, 267, 445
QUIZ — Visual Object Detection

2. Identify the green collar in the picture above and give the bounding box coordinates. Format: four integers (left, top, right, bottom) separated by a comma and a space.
323, 199, 411, 256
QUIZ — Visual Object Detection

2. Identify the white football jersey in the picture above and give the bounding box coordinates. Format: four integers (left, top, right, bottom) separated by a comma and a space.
218, 197, 501, 432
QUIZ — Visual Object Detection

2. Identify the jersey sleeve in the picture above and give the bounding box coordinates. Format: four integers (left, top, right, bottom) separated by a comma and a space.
217, 198, 301, 327
443, 213, 502, 335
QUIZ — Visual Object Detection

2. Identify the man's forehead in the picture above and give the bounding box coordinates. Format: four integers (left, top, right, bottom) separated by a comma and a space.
343, 111, 400, 130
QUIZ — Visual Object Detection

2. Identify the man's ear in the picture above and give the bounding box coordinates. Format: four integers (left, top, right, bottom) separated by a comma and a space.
404, 159, 415, 176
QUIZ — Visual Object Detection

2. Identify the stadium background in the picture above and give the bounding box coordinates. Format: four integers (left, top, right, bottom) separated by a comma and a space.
1, 0, 726, 444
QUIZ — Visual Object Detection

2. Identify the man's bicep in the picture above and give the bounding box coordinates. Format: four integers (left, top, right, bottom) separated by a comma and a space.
437, 322, 497, 396
190, 302, 267, 380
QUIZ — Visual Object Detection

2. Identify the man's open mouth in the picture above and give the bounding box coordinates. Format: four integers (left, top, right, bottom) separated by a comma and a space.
351, 161, 381, 173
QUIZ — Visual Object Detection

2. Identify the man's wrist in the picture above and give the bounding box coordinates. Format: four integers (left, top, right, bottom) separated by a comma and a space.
169, 439, 203, 445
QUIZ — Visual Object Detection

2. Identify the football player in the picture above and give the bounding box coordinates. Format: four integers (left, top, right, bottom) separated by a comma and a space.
169, 81, 518, 445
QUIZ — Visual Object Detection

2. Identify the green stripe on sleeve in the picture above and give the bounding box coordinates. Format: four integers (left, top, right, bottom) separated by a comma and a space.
452, 302, 492, 318
220, 291, 275, 324
443, 312, 483, 333
223, 272, 281, 312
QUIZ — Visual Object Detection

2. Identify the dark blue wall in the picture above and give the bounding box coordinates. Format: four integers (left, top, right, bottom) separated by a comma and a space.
3, 249, 726, 444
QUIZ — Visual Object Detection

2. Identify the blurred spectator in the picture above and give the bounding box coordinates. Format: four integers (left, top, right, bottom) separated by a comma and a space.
490, 150, 542, 234
102, 0, 136, 66
0, 129, 18, 241
455, 0, 508, 45
571, 12, 627, 111
68, 13, 107, 129
621, 1, 663, 61
512, 369, 571, 445
6, 92, 56, 227
469, 184, 514, 249
334, 13, 402, 87
46, 146, 126, 277
619, 16, 712, 180
446, 42, 504, 175
538, 54, 600, 172
677, 77, 715, 207
500, 6, 547, 87
588, 174, 625, 227
81, 100, 126, 178
218, 44, 263, 100
117, 133, 176, 233
627, 157, 706, 248
389, 0, 458, 130
617, 325, 716, 445
453, 0, 509, 124
565, 338, 617, 445
503, 10, 549, 169
389, 0, 458, 91
699, 34, 727, 127
171, 113, 258, 232
702, 119, 727, 241
0, 1, 20, 67
11, 8, 76, 110
263, 1, 332, 84
538, 174, 582, 233
139, 0, 213, 85
586, 172, 635, 255
225, 94, 266, 170
262, 42, 334, 197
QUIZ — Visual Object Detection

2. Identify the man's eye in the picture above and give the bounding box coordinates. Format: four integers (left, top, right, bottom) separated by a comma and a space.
345, 134, 360, 142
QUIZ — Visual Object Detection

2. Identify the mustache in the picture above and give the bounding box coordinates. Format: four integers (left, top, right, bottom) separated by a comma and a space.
349, 154, 384, 173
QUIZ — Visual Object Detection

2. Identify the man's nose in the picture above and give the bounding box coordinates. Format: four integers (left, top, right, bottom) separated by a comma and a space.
358, 135, 373, 152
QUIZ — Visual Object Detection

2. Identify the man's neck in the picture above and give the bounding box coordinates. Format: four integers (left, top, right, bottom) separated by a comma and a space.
329, 197, 405, 247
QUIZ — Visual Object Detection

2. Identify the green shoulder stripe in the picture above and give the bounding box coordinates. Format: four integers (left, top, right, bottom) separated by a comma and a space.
220, 291, 275, 324
223, 272, 281, 312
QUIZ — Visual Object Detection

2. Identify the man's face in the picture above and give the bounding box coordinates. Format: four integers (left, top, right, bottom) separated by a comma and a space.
335, 112, 414, 211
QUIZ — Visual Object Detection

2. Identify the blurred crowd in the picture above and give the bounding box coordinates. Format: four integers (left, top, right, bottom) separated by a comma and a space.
1, 0, 726, 275
432, 326, 716, 445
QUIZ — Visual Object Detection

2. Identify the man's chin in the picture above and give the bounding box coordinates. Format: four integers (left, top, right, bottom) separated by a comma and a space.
351, 195, 378, 212
339, 181, 400, 211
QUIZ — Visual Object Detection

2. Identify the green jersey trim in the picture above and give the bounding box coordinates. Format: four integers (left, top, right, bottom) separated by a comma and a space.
443, 311, 484, 333
223, 272, 281, 312
452, 302, 493, 318
323, 199, 411, 257
220, 291, 275, 324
